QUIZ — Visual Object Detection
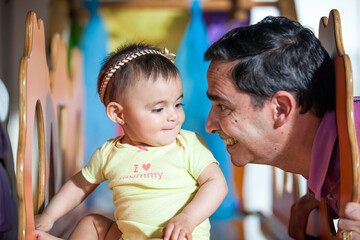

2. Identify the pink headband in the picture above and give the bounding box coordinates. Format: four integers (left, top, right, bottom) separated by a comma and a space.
99, 48, 176, 104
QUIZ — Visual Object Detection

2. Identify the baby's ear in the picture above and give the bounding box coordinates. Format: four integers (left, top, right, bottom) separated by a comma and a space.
106, 102, 125, 125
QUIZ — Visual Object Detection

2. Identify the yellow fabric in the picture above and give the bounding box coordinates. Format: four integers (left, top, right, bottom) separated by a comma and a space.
98, 7, 190, 53
82, 130, 217, 240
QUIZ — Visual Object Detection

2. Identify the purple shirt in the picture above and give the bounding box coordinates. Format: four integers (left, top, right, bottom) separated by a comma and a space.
0, 122, 15, 233
308, 98, 360, 215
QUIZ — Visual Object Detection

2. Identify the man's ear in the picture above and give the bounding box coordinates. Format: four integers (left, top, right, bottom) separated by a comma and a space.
271, 91, 296, 129
106, 102, 125, 125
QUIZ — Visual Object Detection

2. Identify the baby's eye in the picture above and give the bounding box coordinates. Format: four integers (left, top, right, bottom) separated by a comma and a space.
152, 108, 163, 113
175, 103, 184, 108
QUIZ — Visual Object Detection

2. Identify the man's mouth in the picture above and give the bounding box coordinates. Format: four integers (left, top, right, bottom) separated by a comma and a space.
223, 138, 238, 146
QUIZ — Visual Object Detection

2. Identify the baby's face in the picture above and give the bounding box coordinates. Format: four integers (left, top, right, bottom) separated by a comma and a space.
119, 75, 185, 147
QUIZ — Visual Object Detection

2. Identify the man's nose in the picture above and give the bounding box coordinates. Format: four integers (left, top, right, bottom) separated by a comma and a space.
205, 107, 218, 134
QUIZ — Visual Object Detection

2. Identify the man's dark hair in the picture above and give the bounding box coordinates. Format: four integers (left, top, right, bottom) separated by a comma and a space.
204, 16, 335, 118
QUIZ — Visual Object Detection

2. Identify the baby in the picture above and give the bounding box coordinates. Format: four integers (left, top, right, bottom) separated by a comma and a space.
35, 43, 228, 240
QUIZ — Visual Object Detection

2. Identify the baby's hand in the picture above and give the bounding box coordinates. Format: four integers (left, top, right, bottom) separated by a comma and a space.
34, 213, 54, 232
162, 213, 195, 240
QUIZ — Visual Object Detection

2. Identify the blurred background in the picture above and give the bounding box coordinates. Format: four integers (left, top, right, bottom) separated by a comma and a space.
0, 0, 359, 239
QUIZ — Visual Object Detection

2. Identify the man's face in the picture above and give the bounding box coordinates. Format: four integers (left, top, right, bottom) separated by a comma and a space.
205, 60, 275, 167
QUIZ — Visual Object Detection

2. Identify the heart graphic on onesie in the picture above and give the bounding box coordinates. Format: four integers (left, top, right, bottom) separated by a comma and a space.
142, 163, 151, 171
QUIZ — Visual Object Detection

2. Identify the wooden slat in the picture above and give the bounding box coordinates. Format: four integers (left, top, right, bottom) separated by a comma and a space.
100, 0, 232, 11
260, 168, 300, 239
99, 0, 297, 21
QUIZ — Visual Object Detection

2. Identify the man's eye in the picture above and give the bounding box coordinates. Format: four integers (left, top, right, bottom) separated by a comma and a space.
152, 108, 163, 113
217, 104, 227, 111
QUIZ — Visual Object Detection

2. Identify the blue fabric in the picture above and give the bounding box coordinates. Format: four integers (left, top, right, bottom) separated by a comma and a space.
175, 0, 238, 219
81, 1, 116, 210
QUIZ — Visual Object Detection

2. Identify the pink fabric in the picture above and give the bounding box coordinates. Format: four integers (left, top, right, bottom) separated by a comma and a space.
355, 97, 360, 152
308, 111, 339, 212
308, 99, 360, 214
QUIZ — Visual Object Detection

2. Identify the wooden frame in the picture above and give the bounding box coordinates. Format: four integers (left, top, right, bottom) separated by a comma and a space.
16, 11, 84, 240
317, 9, 359, 239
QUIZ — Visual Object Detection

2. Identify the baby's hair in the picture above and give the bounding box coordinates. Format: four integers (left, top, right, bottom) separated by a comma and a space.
97, 43, 179, 105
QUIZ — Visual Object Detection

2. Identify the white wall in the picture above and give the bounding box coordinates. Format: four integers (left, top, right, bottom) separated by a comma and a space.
295, 0, 360, 96
250, 0, 360, 95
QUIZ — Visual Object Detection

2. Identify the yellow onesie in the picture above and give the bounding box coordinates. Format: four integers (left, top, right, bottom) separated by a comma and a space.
82, 129, 218, 240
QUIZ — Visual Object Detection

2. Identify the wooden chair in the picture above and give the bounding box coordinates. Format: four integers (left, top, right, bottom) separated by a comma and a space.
315, 9, 360, 239
16, 11, 85, 240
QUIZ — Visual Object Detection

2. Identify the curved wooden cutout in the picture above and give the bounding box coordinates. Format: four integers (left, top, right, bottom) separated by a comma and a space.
17, 11, 84, 240
35, 100, 46, 214
318, 9, 359, 239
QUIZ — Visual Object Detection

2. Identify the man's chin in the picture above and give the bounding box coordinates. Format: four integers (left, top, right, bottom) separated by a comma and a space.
223, 140, 250, 166
230, 156, 248, 167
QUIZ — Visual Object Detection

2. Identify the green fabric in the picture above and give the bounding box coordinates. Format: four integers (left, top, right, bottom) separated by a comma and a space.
68, 20, 83, 72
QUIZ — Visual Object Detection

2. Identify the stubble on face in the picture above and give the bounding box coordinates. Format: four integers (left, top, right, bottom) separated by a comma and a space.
206, 60, 276, 167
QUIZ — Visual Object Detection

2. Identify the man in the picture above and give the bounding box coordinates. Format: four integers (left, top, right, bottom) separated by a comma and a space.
204, 16, 360, 239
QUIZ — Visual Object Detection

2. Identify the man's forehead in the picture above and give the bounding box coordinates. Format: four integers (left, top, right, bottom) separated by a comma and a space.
206, 81, 236, 106
207, 63, 238, 89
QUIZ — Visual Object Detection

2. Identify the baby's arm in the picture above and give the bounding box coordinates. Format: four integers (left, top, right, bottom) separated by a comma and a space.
162, 162, 228, 240
35, 171, 98, 232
